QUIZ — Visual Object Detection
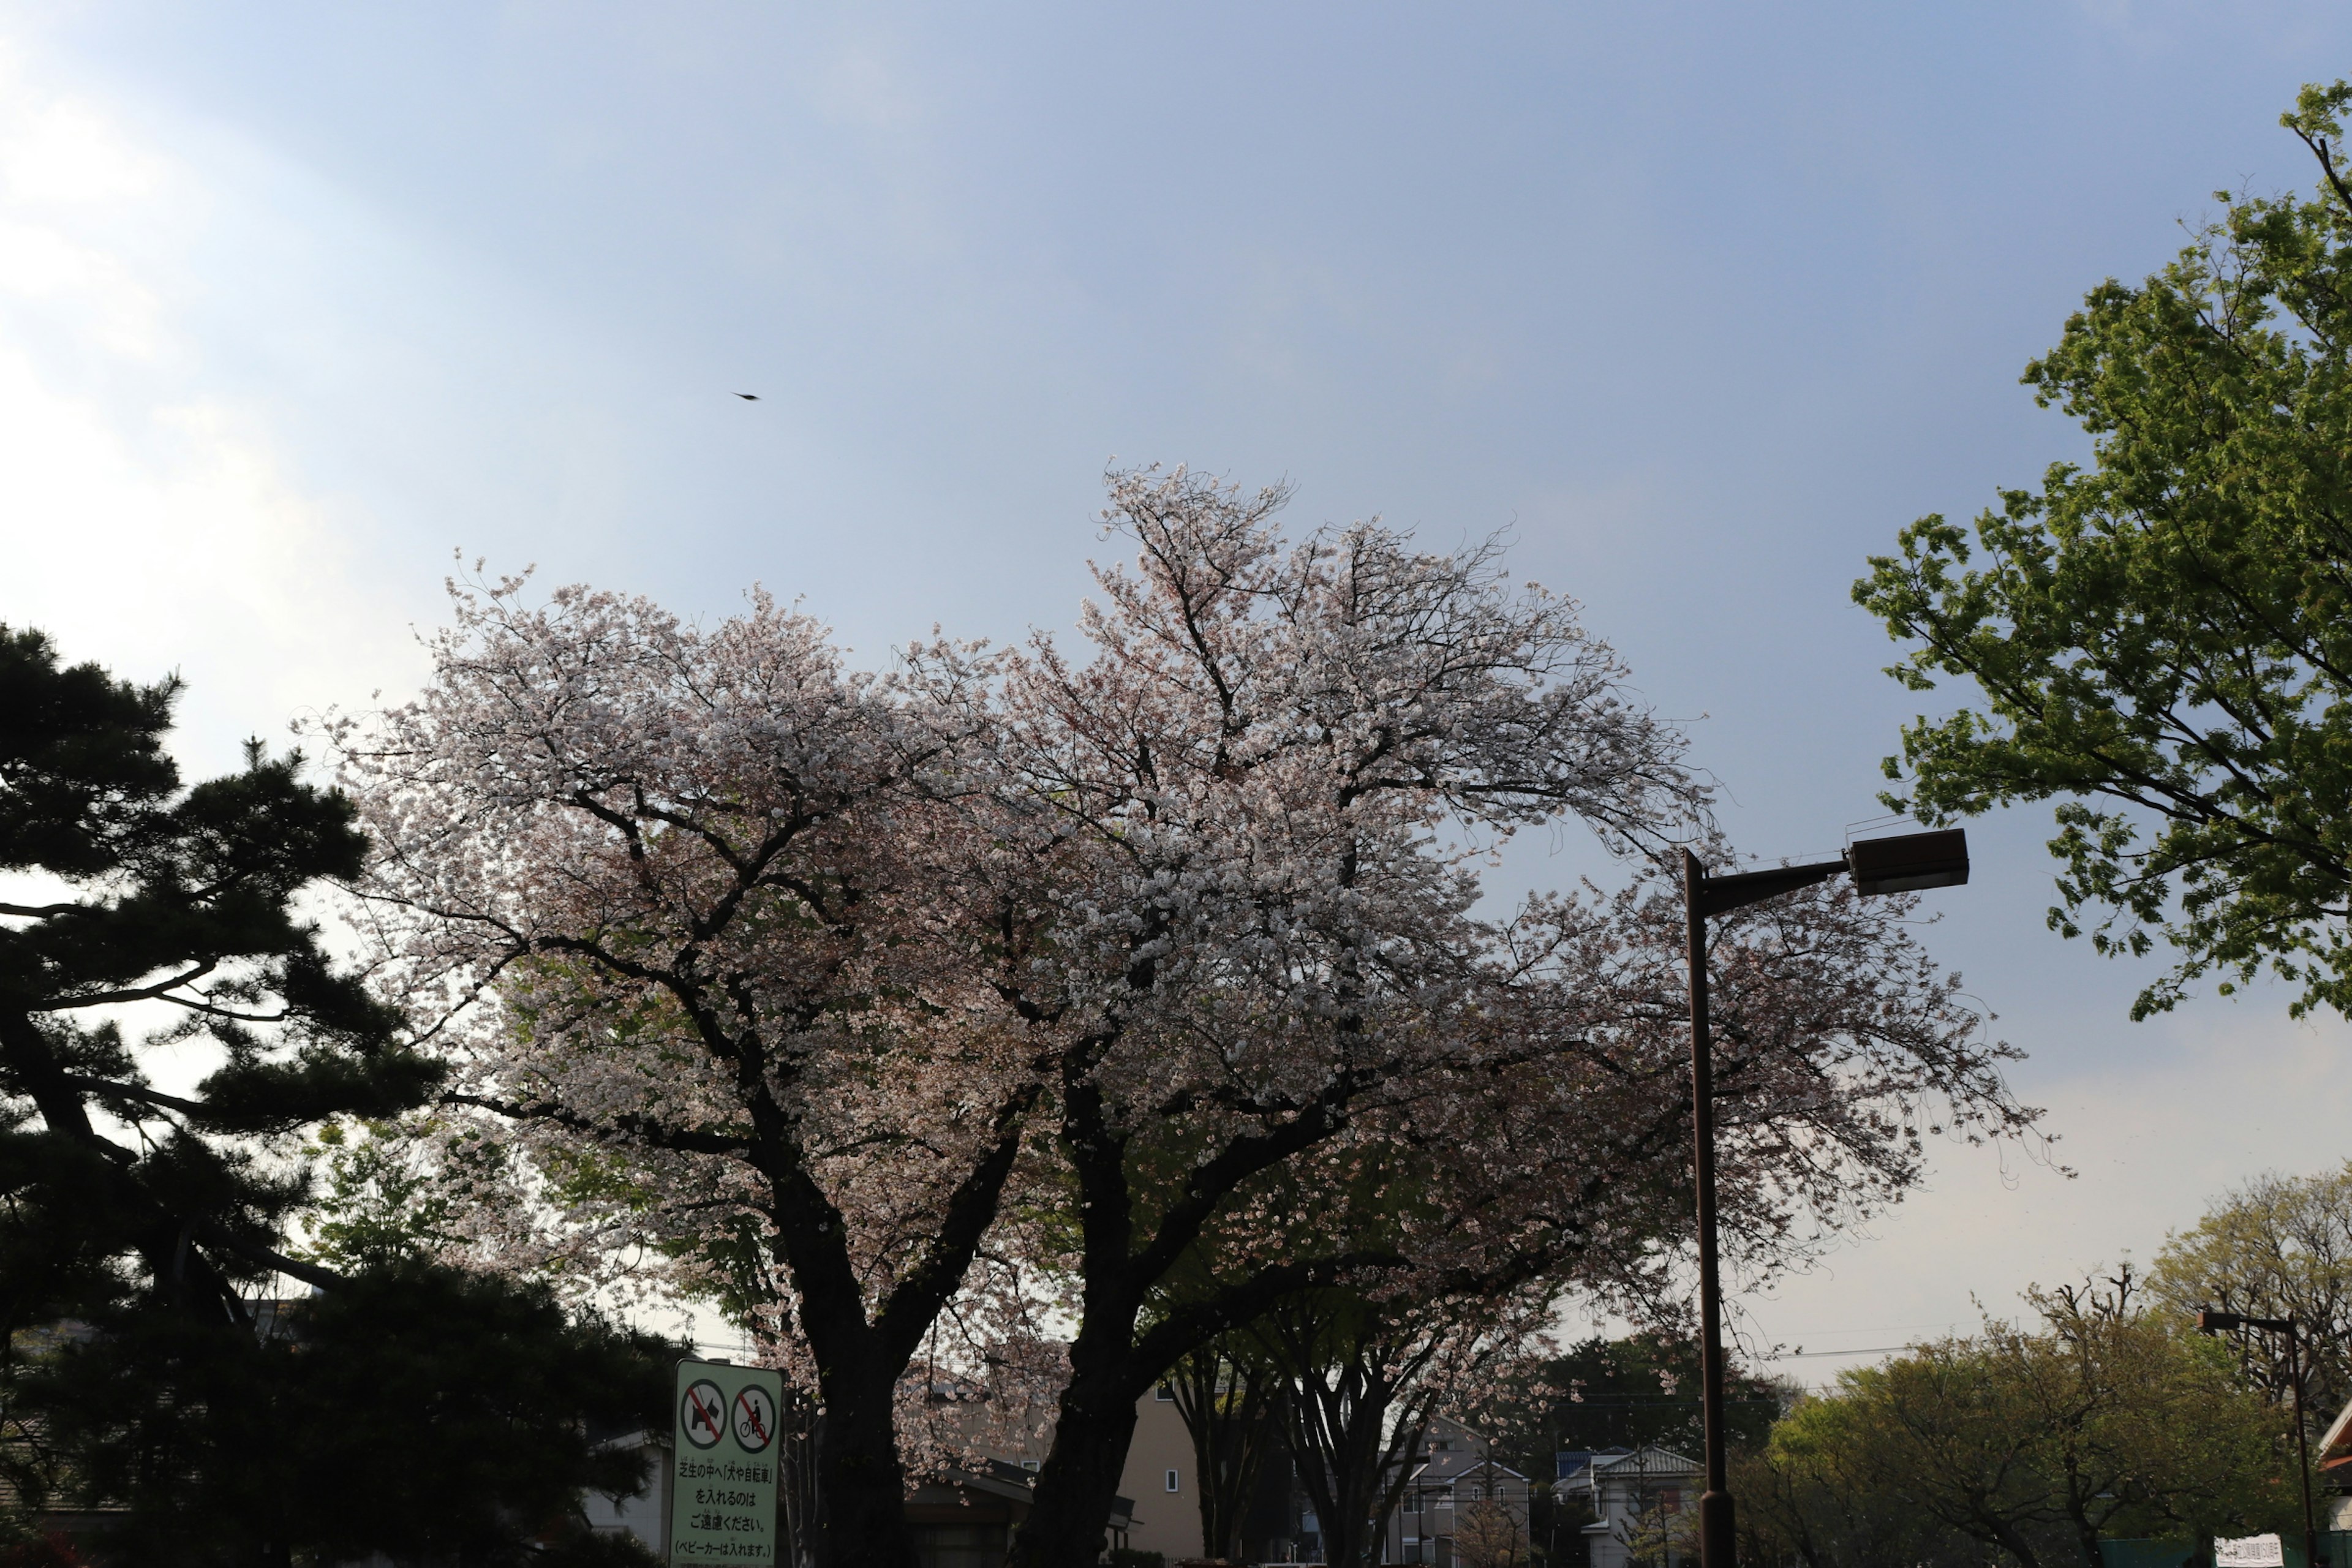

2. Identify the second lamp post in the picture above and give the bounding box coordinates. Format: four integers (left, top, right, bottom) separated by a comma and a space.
1684, 827, 1971, 1568
2196, 1308, 2322, 1568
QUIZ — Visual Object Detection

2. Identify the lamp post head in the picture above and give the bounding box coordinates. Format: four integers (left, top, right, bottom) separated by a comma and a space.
1846, 829, 1969, 895
2197, 1308, 2296, 1334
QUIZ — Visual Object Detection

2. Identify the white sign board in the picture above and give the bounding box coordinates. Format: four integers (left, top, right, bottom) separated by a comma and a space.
2215, 1535, 2285, 1567
670, 1359, 784, 1565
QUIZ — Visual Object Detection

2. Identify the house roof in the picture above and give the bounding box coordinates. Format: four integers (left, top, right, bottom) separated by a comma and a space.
1411, 1452, 1530, 1482
1561, 1444, 1702, 1481
2320, 1393, 2352, 1474
1409, 1415, 1529, 1483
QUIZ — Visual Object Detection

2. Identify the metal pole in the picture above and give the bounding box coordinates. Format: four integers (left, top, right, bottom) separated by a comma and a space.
1686, 848, 1735, 1568
2292, 1320, 2320, 1568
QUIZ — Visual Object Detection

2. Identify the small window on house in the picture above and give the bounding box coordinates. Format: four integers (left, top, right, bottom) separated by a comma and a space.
1155, 1383, 1174, 1401
1468, 1483, 1484, 1501
1020, 1459, 1039, 1472
1165, 1469, 1181, 1493
1403, 1491, 1420, 1514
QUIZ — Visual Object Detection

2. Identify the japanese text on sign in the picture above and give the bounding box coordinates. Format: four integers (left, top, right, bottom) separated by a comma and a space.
669, 1362, 784, 1566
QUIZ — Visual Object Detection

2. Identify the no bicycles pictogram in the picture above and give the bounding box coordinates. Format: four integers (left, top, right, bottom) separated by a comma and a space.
732, 1385, 776, 1453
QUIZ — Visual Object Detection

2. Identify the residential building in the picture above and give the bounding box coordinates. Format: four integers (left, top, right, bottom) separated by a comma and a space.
1555, 1444, 1702, 1568
1389, 1415, 1533, 1566
1127, 1380, 1207, 1561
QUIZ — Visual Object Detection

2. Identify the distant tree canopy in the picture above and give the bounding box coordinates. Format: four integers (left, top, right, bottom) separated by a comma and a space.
1726, 1163, 2352, 1568
1856, 80, 2352, 1019
1475, 1332, 1785, 1477
2146, 1161, 2352, 1429
1741, 1272, 2288, 1568
0, 626, 677, 1566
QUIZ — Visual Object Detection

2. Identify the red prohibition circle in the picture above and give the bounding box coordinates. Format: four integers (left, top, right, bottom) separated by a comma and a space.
732, 1385, 777, 1453
680, 1379, 727, 1450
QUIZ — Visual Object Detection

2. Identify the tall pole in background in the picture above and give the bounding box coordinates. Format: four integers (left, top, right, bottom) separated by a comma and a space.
2292, 1321, 2320, 1568
1684, 848, 1733, 1568
1683, 829, 1971, 1568
2196, 1309, 2324, 1568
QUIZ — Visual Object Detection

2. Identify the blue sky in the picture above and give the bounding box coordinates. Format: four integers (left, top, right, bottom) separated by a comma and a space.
6, 0, 2352, 1374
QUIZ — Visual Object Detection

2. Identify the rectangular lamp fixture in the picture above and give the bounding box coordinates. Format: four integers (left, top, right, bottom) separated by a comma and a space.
1845, 829, 1969, 895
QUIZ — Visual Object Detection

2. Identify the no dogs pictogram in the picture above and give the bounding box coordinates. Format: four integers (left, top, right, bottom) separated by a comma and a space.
733, 1385, 777, 1453
671, 1358, 783, 1564
680, 1379, 727, 1449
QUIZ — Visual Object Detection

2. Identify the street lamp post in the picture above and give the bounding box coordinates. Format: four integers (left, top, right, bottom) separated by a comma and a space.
1684, 827, 1970, 1568
2197, 1309, 2324, 1568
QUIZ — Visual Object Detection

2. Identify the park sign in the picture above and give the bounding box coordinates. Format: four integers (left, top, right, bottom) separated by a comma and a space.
669, 1359, 785, 1565
2215, 1536, 2285, 1567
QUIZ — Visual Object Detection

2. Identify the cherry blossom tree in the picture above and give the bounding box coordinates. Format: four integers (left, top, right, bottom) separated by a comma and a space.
334, 579, 1046, 1568
963, 468, 2034, 1566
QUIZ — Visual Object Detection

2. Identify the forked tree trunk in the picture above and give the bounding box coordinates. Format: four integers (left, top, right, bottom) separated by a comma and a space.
1168, 1341, 1278, 1561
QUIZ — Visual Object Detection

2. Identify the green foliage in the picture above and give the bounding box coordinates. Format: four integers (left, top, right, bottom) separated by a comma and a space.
2145, 1161, 2352, 1444
1256, 1289, 1449, 1568
0, 624, 449, 1549
0, 628, 680, 1563
1741, 1272, 2291, 1568
298, 1117, 461, 1272
1855, 80, 2352, 1019
18, 1259, 679, 1566
1475, 1332, 1785, 1476
0, 623, 440, 1332
1159, 1329, 1281, 1564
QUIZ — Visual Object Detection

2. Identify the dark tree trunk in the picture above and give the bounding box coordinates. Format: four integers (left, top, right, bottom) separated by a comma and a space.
742, 1035, 1038, 1568
811, 1386, 920, 1568
1259, 1292, 1442, 1568
1983, 1513, 2047, 1568
1008, 1343, 1147, 1568
1000, 1034, 1402, 1567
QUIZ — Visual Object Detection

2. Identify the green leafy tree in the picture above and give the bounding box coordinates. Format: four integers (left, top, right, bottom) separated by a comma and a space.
0, 627, 674, 1565
1731, 1438, 1973, 1568
1856, 80, 2352, 1018
1476, 1332, 1784, 1475
298, 1115, 471, 1273
1256, 1289, 1459, 1568
2147, 1161, 2352, 1433
1161, 1329, 1282, 1564
1744, 1272, 2288, 1568
0, 625, 437, 1327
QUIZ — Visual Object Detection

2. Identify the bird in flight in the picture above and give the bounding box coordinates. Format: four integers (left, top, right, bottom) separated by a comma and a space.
734, 393, 760, 401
